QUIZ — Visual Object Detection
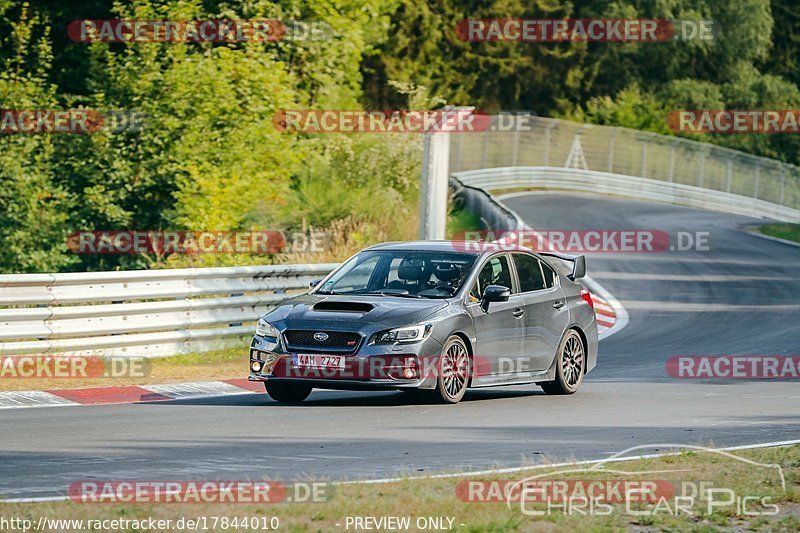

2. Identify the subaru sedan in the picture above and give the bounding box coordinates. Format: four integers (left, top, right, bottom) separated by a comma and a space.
248, 241, 598, 403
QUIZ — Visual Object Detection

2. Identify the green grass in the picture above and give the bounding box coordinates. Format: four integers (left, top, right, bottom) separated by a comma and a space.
447, 206, 483, 238
1, 445, 797, 531
758, 223, 800, 244
0, 344, 249, 392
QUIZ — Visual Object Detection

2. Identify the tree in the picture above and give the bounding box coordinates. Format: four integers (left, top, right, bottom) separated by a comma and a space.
0, 3, 76, 272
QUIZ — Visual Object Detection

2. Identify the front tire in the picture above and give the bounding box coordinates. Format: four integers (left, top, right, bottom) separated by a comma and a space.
540, 330, 585, 395
264, 381, 312, 403
433, 335, 471, 404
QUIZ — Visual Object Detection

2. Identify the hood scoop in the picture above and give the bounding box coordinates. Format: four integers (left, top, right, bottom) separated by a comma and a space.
312, 301, 374, 313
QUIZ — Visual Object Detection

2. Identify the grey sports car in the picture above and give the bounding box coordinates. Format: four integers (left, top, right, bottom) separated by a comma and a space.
248, 241, 598, 404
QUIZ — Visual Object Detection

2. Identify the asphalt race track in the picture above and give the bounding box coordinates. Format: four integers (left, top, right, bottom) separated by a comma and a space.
1, 193, 799, 500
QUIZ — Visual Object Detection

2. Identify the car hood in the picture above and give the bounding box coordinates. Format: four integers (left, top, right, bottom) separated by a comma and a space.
264, 294, 449, 331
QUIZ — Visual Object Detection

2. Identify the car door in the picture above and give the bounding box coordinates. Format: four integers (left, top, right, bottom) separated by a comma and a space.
511, 253, 570, 372
465, 253, 526, 377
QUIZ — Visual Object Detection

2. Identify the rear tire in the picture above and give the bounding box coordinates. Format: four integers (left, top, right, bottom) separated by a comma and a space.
264, 381, 312, 403
540, 330, 585, 395
433, 335, 471, 404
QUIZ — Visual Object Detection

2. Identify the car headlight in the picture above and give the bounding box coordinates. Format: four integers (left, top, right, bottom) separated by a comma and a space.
255, 318, 279, 338
374, 324, 432, 344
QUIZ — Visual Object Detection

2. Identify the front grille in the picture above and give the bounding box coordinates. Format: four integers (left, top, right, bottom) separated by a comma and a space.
283, 330, 362, 354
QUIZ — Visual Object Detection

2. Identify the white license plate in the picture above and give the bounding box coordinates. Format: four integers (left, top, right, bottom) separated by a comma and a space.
294, 354, 345, 369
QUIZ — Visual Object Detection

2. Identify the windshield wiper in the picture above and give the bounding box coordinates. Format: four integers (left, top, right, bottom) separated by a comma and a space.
314, 290, 342, 295
361, 290, 424, 299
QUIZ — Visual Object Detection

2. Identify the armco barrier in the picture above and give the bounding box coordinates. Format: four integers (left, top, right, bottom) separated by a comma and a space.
0, 264, 336, 357
450, 115, 800, 216
450, 176, 524, 231
452, 166, 800, 223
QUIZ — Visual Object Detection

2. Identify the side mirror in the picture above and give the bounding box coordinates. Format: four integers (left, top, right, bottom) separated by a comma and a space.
568, 255, 586, 281
309, 279, 322, 289
480, 284, 510, 312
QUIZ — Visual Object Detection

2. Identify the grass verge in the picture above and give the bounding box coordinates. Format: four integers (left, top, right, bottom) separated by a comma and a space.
0, 344, 248, 392
447, 206, 482, 238
1, 445, 797, 531
758, 223, 800, 244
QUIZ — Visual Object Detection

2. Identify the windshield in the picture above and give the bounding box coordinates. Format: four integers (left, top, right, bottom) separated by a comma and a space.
315, 250, 478, 299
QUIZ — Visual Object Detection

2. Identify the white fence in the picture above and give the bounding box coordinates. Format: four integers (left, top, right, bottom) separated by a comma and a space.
0, 264, 336, 357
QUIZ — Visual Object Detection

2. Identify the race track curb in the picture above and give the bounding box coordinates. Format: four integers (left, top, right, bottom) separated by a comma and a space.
0, 379, 262, 410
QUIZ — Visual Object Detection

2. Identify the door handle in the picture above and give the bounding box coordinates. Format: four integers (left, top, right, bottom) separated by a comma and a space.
553, 300, 565, 309
512, 308, 524, 318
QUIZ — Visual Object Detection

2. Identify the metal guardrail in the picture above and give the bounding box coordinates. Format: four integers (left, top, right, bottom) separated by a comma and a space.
450, 176, 524, 231
0, 264, 336, 357
450, 115, 800, 218
453, 167, 800, 223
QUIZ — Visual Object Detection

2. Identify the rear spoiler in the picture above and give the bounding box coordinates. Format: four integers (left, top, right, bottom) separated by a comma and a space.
538, 252, 586, 281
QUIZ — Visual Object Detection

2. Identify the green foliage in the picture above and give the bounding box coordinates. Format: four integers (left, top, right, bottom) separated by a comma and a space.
758, 222, 800, 244
0, 0, 399, 272
575, 84, 673, 135
3, 0, 800, 272
0, 4, 77, 272
446, 206, 482, 238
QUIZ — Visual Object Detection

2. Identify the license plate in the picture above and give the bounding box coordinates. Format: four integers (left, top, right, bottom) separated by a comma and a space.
294, 354, 345, 369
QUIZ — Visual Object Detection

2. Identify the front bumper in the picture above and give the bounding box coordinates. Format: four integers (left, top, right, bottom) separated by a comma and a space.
247, 333, 444, 390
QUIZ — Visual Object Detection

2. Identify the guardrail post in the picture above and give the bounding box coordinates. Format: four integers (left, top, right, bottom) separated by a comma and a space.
726, 160, 733, 193
668, 143, 675, 182
754, 165, 760, 199
608, 128, 619, 173
453, 131, 464, 173
780, 169, 786, 205
229, 292, 245, 327
511, 116, 520, 167
640, 142, 647, 179
698, 152, 706, 188
480, 129, 489, 168
544, 122, 555, 166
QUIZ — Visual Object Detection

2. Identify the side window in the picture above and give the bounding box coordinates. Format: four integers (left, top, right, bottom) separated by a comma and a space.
513, 253, 546, 292
468, 280, 481, 303
540, 260, 557, 288
468, 255, 516, 303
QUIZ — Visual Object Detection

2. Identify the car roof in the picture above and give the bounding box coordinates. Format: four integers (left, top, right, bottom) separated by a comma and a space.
363, 240, 483, 255
362, 240, 547, 258
359, 240, 574, 277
